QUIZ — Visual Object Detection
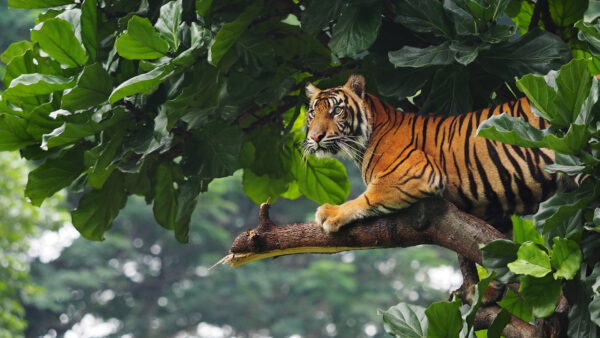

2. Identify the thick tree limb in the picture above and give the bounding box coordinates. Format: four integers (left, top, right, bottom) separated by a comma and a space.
217, 197, 506, 267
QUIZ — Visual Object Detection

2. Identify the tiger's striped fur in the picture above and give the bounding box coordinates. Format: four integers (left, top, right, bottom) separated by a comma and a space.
304, 74, 558, 233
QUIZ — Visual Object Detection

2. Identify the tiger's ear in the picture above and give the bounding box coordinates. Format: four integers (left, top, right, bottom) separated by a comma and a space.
344, 74, 366, 99
305, 82, 320, 99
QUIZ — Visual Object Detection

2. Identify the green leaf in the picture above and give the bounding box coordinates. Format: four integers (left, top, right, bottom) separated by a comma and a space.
566, 276, 598, 338
378, 303, 427, 338
507, 242, 551, 278
3, 73, 75, 100
534, 180, 599, 233
519, 274, 561, 318
512, 215, 543, 245
209, 1, 262, 66
8, 0, 73, 9
554, 59, 592, 124
87, 129, 125, 189
443, 0, 477, 35
301, 0, 344, 34
30, 18, 88, 67
153, 162, 178, 230
479, 29, 571, 80
71, 172, 127, 241
476, 113, 588, 154
394, 0, 452, 38
25, 146, 85, 206
286, 133, 350, 205
81, 0, 98, 61
550, 237, 582, 280
548, 0, 587, 26
115, 16, 169, 60
425, 298, 463, 338
195, 0, 213, 17
590, 296, 600, 327
1, 41, 33, 64
465, 272, 496, 328
480, 239, 519, 283
0, 114, 36, 151
497, 289, 532, 322
328, 4, 382, 58
109, 63, 175, 103
421, 66, 472, 115
182, 121, 242, 178
155, 0, 183, 52
389, 42, 454, 68
487, 308, 511, 338
62, 63, 112, 111
242, 169, 288, 205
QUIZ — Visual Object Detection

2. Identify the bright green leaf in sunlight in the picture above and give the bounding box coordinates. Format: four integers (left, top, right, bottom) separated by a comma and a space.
379, 302, 428, 338
507, 242, 551, 278
9, 0, 73, 9
497, 288, 533, 322
425, 298, 463, 338
550, 237, 582, 280
109, 63, 175, 103
512, 215, 543, 245
242, 169, 288, 205
519, 274, 561, 318
1, 41, 33, 64
3, 73, 75, 99
328, 3, 382, 58
115, 16, 169, 60
26, 146, 85, 206
155, 0, 183, 52
209, 1, 262, 66
71, 172, 128, 240
30, 18, 88, 67
81, 0, 98, 60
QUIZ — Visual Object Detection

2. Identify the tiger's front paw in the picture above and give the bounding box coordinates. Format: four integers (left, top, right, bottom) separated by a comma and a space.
316, 203, 350, 233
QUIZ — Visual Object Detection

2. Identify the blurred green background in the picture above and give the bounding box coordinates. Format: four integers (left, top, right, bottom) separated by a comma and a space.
0, 1, 459, 337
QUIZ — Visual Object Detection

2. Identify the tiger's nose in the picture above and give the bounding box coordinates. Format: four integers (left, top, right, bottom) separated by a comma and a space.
309, 131, 325, 143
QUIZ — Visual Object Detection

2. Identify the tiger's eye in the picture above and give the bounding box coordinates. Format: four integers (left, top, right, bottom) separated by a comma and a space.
307, 110, 315, 119
334, 107, 343, 116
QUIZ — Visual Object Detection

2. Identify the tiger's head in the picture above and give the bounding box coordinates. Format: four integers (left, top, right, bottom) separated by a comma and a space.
303, 74, 369, 162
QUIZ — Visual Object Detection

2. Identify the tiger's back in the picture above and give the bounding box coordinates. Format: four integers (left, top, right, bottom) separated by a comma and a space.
362, 95, 556, 227
304, 74, 558, 232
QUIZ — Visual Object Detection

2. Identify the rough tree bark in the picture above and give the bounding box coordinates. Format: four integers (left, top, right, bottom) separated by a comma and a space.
215, 197, 555, 337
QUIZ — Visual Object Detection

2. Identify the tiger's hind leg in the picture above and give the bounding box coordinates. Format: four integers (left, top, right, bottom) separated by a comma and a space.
316, 149, 444, 232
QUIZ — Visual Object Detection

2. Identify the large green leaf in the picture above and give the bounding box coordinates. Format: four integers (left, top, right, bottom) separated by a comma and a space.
497, 288, 532, 322
507, 242, 551, 277
71, 172, 128, 241
153, 162, 178, 230
378, 303, 427, 338
328, 4, 382, 58
3, 73, 75, 100
534, 180, 599, 233
550, 237, 582, 280
480, 239, 519, 283
1, 41, 33, 64
425, 298, 463, 338
519, 274, 562, 318
512, 215, 543, 245
195, 0, 212, 17
301, 0, 344, 34
30, 18, 88, 67
109, 63, 175, 103
87, 129, 125, 189
155, 0, 183, 52
115, 16, 169, 60
591, 296, 600, 327
394, 0, 452, 38
81, 0, 97, 61
389, 42, 454, 68
476, 113, 589, 154
25, 146, 85, 206
209, 1, 262, 66
479, 29, 571, 80
62, 63, 112, 111
9, 0, 73, 9
0, 114, 36, 151
548, 0, 587, 26
420, 66, 472, 115
242, 169, 288, 205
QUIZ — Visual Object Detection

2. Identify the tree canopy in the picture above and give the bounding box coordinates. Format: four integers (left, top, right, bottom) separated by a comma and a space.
4, 0, 600, 336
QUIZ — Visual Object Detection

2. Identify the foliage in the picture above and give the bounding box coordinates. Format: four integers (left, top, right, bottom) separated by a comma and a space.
0, 152, 69, 337
0, 0, 574, 244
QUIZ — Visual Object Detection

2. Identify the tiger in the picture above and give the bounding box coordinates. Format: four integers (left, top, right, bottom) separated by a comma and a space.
304, 73, 561, 233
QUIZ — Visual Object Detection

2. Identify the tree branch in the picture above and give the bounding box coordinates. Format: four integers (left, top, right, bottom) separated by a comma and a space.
216, 197, 505, 267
